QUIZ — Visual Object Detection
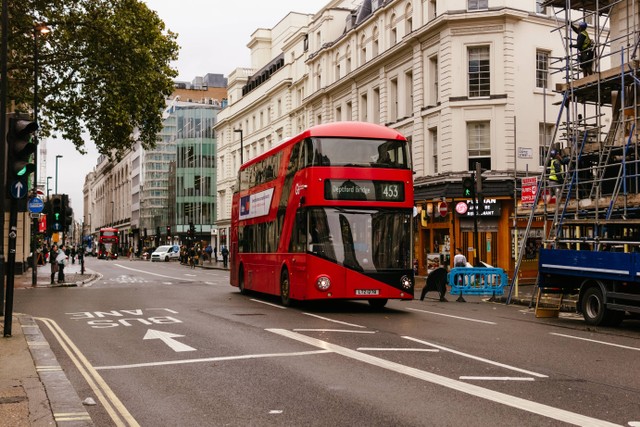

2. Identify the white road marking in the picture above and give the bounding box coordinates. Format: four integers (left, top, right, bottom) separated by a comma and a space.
302, 313, 366, 328
184, 274, 197, 277
37, 317, 139, 427
250, 299, 287, 309
459, 376, 535, 381
402, 336, 547, 378
95, 350, 331, 370
293, 329, 376, 334
113, 263, 196, 281
357, 347, 439, 352
550, 332, 640, 351
143, 329, 196, 352
408, 307, 496, 325
268, 328, 619, 427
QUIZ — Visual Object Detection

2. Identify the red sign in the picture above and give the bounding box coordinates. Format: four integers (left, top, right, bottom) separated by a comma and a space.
521, 177, 538, 204
455, 202, 468, 215
438, 201, 448, 217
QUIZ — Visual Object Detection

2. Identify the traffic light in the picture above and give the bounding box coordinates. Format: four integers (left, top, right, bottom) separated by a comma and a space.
166, 225, 171, 236
63, 194, 73, 231
51, 195, 63, 232
462, 176, 475, 199
6, 117, 37, 181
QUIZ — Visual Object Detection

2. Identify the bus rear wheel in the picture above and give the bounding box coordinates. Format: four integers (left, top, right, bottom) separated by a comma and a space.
368, 299, 388, 309
238, 267, 248, 295
280, 269, 292, 307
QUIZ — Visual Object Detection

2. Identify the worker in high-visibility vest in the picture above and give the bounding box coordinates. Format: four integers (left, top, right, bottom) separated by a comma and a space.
571, 21, 594, 77
547, 149, 567, 197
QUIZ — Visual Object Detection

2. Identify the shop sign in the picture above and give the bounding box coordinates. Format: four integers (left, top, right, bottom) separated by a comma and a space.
459, 199, 501, 217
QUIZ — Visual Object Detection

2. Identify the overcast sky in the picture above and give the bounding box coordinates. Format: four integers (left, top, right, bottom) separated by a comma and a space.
45, 0, 330, 220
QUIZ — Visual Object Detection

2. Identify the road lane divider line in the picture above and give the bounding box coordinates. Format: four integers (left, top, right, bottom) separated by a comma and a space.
37, 317, 139, 427
459, 376, 535, 381
250, 299, 287, 309
294, 329, 376, 334
407, 307, 496, 325
268, 328, 619, 427
302, 313, 367, 328
402, 336, 548, 378
357, 347, 439, 352
550, 332, 640, 351
94, 350, 331, 370
113, 263, 196, 282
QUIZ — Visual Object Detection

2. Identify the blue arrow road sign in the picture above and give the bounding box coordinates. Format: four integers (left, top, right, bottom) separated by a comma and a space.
28, 197, 44, 213
10, 180, 27, 199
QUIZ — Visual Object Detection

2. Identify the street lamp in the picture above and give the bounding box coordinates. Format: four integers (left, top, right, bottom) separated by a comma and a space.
46, 176, 52, 199
55, 155, 62, 194
234, 129, 243, 165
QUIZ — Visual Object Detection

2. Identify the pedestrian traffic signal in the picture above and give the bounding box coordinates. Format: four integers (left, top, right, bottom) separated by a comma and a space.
462, 176, 475, 198
6, 117, 37, 180
51, 195, 63, 232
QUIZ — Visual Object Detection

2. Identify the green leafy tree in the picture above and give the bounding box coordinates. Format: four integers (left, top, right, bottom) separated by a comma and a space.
6, 0, 179, 157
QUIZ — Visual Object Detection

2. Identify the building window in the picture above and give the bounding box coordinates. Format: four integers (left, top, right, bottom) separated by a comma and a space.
336, 106, 342, 122
467, 121, 491, 171
390, 14, 397, 45
316, 65, 322, 90
346, 44, 352, 74
405, 70, 413, 117
468, 46, 490, 97
373, 87, 380, 123
346, 101, 353, 121
468, 0, 488, 10
539, 122, 554, 167
372, 27, 379, 57
389, 77, 398, 120
430, 127, 438, 174
429, 55, 439, 105
406, 4, 413, 33
361, 92, 368, 121
536, 50, 549, 89
360, 34, 367, 64
536, 0, 547, 14
335, 53, 341, 80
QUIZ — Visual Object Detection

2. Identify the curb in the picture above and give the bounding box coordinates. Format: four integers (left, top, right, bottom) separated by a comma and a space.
20, 315, 94, 426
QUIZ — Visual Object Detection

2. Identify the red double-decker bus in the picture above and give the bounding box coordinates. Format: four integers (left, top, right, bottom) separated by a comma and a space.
98, 227, 119, 259
230, 121, 414, 307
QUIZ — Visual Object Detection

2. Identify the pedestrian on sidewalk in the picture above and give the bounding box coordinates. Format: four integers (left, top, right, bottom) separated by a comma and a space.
221, 245, 229, 268
213, 245, 218, 262
56, 244, 68, 283
50, 244, 59, 284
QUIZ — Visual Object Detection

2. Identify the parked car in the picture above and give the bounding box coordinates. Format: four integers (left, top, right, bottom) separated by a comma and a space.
151, 245, 180, 262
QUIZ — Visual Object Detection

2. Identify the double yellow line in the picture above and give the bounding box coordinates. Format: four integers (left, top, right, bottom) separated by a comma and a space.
37, 317, 139, 427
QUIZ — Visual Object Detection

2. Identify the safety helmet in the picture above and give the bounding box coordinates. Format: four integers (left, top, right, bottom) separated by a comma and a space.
550, 149, 557, 156
578, 21, 587, 30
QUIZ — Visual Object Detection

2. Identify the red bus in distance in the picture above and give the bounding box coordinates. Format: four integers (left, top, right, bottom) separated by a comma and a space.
98, 227, 119, 259
230, 121, 414, 308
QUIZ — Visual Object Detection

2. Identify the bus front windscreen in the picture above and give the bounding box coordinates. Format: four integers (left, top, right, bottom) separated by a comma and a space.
304, 138, 410, 169
306, 207, 411, 272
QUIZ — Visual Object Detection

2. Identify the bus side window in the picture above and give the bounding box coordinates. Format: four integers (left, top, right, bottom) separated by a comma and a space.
288, 209, 307, 253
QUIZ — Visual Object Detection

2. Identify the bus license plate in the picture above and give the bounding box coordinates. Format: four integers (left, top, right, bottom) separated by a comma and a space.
355, 289, 379, 296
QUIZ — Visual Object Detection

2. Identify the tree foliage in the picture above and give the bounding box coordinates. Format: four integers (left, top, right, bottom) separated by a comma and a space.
6, 0, 179, 158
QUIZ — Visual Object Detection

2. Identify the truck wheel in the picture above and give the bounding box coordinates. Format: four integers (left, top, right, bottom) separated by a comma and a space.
582, 287, 624, 326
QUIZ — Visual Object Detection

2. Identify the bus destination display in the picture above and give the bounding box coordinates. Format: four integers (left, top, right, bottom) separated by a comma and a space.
324, 179, 404, 202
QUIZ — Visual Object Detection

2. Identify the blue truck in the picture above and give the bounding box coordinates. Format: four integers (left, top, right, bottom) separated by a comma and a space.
538, 248, 640, 326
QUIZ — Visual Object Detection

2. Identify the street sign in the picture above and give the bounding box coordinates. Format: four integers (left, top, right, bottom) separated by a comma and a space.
438, 201, 448, 217
28, 197, 44, 213
521, 177, 538, 204
455, 201, 468, 215
10, 180, 28, 199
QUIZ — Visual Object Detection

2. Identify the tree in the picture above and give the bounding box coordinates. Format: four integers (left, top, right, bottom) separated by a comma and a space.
6, 0, 179, 158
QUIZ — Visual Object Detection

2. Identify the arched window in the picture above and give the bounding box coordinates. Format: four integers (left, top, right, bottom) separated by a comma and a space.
390, 14, 397, 45
405, 4, 413, 34
335, 52, 341, 80
360, 33, 367, 64
316, 64, 322, 90
372, 26, 379, 56
346, 44, 352, 73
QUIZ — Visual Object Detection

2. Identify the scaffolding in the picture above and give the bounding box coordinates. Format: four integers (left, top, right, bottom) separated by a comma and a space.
509, 0, 640, 302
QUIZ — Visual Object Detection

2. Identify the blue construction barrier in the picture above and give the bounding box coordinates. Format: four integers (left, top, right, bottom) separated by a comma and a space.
448, 267, 507, 296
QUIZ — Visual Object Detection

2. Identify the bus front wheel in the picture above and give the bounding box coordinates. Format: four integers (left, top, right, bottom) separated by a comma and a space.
368, 299, 388, 309
280, 269, 292, 307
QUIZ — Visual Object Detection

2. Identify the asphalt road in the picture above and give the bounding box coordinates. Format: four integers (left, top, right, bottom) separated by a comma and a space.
14, 258, 640, 426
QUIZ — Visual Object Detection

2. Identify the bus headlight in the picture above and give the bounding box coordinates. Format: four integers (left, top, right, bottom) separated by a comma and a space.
316, 275, 331, 291
401, 275, 412, 290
